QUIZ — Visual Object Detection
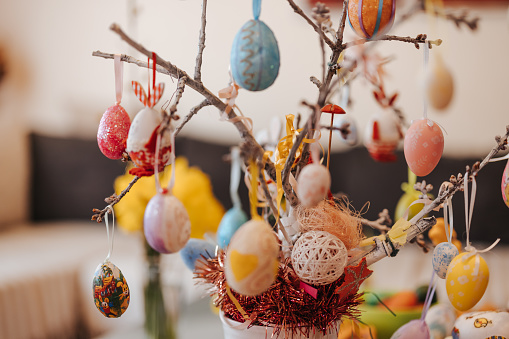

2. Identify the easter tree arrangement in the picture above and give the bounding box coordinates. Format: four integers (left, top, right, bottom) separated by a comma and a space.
91, 0, 508, 337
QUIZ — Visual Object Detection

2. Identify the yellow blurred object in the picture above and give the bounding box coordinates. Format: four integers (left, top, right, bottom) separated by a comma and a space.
337, 319, 376, 339
428, 217, 462, 252
114, 157, 225, 239
395, 168, 432, 221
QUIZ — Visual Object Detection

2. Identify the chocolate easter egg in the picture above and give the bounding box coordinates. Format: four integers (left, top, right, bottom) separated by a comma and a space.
501, 159, 509, 208
404, 119, 444, 177
432, 242, 459, 279
348, 0, 396, 39
297, 164, 331, 208
217, 207, 249, 249
97, 104, 131, 159
93, 261, 130, 318
180, 238, 217, 271
230, 20, 280, 91
144, 191, 191, 254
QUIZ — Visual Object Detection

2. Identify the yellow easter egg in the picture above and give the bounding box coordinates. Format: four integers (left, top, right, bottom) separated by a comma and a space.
224, 219, 279, 296
446, 252, 489, 312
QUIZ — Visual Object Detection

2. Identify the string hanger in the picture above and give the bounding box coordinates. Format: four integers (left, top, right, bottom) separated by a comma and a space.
104, 205, 116, 262
114, 54, 123, 105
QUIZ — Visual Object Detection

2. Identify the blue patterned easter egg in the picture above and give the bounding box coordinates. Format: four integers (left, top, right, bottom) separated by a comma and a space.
432, 242, 459, 279
230, 19, 280, 91
217, 207, 248, 249
180, 238, 217, 271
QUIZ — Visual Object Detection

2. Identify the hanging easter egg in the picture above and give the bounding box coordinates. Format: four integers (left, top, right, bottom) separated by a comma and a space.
348, 0, 396, 39
180, 238, 217, 271
426, 54, 454, 110
432, 242, 459, 279
446, 252, 489, 312
230, 19, 280, 91
452, 310, 509, 339
500, 159, 509, 208
424, 304, 457, 339
297, 163, 331, 208
92, 261, 130, 318
364, 109, 403, 162
390, 319, 430, 339
333, 113, 358, 146
291, 230, 348, 285
97, 104, 131, 160
217, 207, 249, 249
404, 119, 444, 177
224, 219, 279, 296
144, 191, 191, 254
428, 218, 462, 252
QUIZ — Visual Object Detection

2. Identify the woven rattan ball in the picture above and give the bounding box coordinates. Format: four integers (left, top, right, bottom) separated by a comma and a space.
291, 230, 348, 286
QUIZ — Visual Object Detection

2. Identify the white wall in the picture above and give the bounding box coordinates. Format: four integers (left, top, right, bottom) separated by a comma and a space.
0, 0, 508, 223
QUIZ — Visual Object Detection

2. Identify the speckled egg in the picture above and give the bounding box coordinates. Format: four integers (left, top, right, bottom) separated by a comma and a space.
230, 19, 280, 91
93, 261, 130, 318
97, 104, 131, 159
433, 242, 459, 279
390, 319, 430, 339
180, 238, 217, 271
500, 159, 509, 208
425, 304, 457, 339
297, 164, 331, 208
404, 119, 444, 177
452, 311, 509, 339
426, 54, 454, 110
446, 252, 489, 312
217, 207, 249, 249
224, 219, 279, 296
348, 0, 395, 39
144, 191, 191, 254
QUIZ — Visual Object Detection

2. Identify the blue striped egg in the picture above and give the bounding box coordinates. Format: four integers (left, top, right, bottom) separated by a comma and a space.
230, 20, 280, 91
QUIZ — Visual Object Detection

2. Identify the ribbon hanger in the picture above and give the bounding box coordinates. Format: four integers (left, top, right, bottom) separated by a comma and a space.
104, 205, 116, 262
114, 54, 123, 105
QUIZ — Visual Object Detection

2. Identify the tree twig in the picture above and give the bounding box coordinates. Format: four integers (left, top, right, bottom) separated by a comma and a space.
174, 99, 211, 137
344, 34, 441, 49
92, 176, 140, 222
194, 0, 207, 82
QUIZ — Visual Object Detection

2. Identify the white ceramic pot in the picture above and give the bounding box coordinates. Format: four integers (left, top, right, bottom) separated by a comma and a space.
220, 311, 339, 339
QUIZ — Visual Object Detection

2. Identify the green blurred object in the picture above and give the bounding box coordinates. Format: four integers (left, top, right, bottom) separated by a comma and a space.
359, 304, 422, 339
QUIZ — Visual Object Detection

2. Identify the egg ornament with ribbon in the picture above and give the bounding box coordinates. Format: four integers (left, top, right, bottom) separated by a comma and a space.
224, 219, 280, 296
364, 109, 403, 162
180, 238, 217, 271
424, 304, 457, 339
445, 252, 489, 312
451, 310, 509, 339
432, 242, 459, 279
93, 261, 130, 318
500, 158, 509, 208
404, 119, 444, 177
348, 0, 396, 39
144, 190, 191, 254
97, 104, 131, 160
216, 207, 249, 249
426, 54, 454, 111
297, 163, 331, 208
230, 2, 280, 91
390, 319, 430, 339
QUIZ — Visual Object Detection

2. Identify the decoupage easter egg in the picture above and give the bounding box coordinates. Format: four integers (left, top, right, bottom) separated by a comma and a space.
364, 109, 403, 162
144, 191, 191, 254
217, 207, 249, 249
426, 54, 454, 111
92, 261, 130, 318
224, 219, 279, 296
452, 311, 509, 339
404, 119, 444, 177
333, 114, 358, 146
230, 19, 280, 91
500, 159, 509, 208
390, 319, 430, 339
291, 230, 348, 285
126, 107, 172, 175
180, 238, 217, 271
348, 0, 396, 39
97, 104, 131, 159
433, 242, 459, 279
297, 164, 331, 208
424, 304, 457, 339
446, 252, 489, 312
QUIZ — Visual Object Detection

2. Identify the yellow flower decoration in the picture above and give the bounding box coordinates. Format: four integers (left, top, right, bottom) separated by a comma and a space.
114, 157, 225, 239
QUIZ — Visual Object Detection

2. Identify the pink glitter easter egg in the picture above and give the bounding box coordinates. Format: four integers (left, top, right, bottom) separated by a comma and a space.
404, 119, 444, 177
97, 104, 131, 159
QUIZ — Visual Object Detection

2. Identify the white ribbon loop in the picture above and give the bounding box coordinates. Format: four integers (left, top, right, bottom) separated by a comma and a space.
104, 205, 116, 262
114, 54, 123, 105
230, 147, 242, 210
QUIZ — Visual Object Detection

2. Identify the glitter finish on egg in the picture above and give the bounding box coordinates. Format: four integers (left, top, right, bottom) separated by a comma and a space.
97, 104, 131, 159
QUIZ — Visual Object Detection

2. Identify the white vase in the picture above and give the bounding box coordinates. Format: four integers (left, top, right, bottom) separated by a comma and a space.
220, 311, 339, 339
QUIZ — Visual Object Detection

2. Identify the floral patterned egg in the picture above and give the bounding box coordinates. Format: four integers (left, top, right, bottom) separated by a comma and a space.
230, 19, 280, 91
224, 219, 279, 296
452, 311, 509, 339
432, 242, 459, 279
144, 191, 191, 254
126, 107, 172, 177
93, 261, 130, 318
404, 119, 444, 177
390, 319, 430, 339
297, 163, 331, 208
217, 207, 249, 249
348, 0, 396, 39
97, 104, 131, 159
501, 159, 509, 208
446, 252, 489, 312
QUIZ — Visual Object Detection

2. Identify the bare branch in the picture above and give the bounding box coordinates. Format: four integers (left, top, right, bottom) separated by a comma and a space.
174, 99, 211, 137
169, 76, 188, 115
194, 0, 207, 82
92, 176, 140, 223
344, 34, 441, 50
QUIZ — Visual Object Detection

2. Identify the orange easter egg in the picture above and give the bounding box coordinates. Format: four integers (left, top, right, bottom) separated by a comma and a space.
348, 0, 395, 39
404, 119, 444, 177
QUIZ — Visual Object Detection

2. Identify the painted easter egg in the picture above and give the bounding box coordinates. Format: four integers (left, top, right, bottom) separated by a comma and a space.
501, 159, 509, 208
97, 104, 131, 159
446, 252, 489, 312
433, 242, 459, 279
230, 19, 280, 91
224, 219, 279, 296
297, 164, 331, 208
333, 114, 358, 146
404, 119, 444, 177
424, 304, 457, 339
291, 231, 348, 286
180, 238, 217, 271
390, 319, 430, 339
93, 261, 130, 318
452, 311, 509, 339
364, 109, 403, 162
348, 0, 396, 39
426, 54, 454, 110
144, 191, 191, 254
126, 107, 172, 176
217, 207, 249, 249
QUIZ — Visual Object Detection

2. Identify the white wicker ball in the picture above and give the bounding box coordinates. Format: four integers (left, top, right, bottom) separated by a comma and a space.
291, 230, 348, 286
